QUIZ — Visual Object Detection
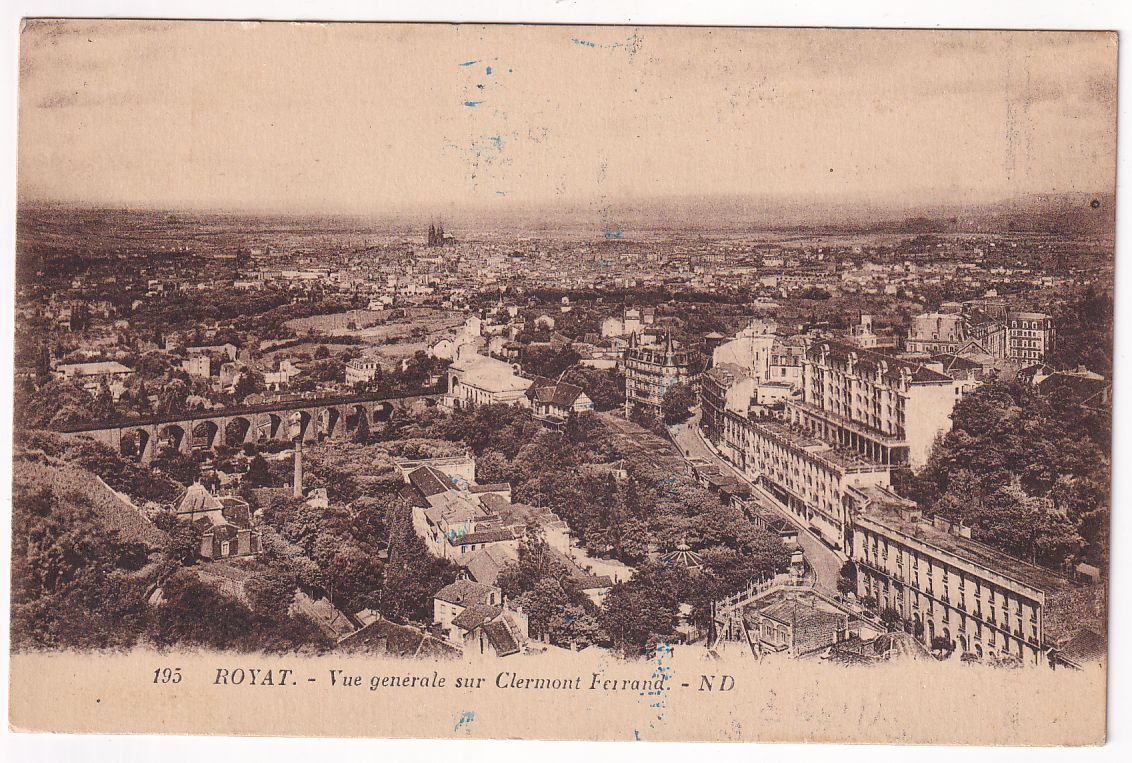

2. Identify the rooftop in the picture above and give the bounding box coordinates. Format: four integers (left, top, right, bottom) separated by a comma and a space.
434, 578, 497, 607
57, 360, 133, 376
483, 619, 521, 656
808, 340, 952, 384
751, 418, 888, 472
526, 376, 588, 408
408, 465, 458, 497
338, 618, 460, 657
859, 503, 1077, 597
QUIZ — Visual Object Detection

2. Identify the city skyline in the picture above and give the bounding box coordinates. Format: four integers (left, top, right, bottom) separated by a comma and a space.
19, 22, 1117, 215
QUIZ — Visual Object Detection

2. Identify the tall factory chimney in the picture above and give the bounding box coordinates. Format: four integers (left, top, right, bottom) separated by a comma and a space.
292, 438, 304, 499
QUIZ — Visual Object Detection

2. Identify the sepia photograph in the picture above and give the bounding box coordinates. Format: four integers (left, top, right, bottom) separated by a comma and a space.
5, 15, 1117, 746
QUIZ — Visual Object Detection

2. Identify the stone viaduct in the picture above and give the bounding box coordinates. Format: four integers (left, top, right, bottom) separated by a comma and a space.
55, 392, 438, 464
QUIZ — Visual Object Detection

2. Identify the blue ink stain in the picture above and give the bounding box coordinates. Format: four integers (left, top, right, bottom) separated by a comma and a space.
489, 135, 502, 148
572, 38, 597, 48
603, 230, 623, 240
634, 730, 641, 741
496, 191, 508, 197
464, 101, 483, 107
486, 66, 493, 75
455, 710, 476, 732
459, 60, 478, 67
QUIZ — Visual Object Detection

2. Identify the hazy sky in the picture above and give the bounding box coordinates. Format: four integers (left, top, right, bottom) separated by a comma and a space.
18, 21, 1117, 215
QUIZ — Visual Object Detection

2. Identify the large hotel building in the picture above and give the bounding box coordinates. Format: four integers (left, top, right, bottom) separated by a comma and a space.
789, 340, 958, 469
702, 339, 958, 549
702, 333, 1099, 665
624, 332, 698, 415
850, 491, 1092, 666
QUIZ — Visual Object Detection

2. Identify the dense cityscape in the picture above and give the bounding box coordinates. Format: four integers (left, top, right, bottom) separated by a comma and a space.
11, 202, 1112, 668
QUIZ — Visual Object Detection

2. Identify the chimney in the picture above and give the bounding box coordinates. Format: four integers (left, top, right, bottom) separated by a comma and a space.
292, 439, 304, 499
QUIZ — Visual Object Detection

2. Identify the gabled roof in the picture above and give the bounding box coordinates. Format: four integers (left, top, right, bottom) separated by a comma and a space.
759, 598, 845, 629
408, 465, 458, 497
525, 376, 587, 408
338, 618, 460, 657
219, 496, 254, 528
483, 620, 521, 657
451, 602, 503, 631
1057, 627, 1107, 667
174, 482, 224, 515
434, 578, 496, 607
1037, 371, 1112, 409
465, 545, 518, 586
930, 353, 985, 373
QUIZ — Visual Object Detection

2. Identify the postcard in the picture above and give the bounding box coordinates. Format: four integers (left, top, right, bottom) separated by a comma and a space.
9, 20, 1113, 744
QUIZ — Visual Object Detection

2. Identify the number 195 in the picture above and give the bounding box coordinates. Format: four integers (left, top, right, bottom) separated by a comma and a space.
153, 667, 182, 684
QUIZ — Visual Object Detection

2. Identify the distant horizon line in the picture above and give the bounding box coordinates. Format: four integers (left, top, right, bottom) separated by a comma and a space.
16, 188, 1113, 222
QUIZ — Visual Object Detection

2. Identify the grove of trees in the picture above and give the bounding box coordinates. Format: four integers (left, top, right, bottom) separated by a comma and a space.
901, 379, 1110, 569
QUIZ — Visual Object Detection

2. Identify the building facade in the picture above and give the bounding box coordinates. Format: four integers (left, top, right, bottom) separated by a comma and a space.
967, 311, 1055, 363
445, 353, 532, 409
850, 496, 1081, 667
737, 417, 890, 549
788, 341, 957, 469
624, 333, 698, 415
905, 312, 968, 355
1005, 311, 1055, 362
345, 358, 381, 386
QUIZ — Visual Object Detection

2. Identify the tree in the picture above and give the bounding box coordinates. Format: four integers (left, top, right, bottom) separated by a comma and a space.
564, 367, 625, 411
234, 369, 265, 402
904, 380, 1108, 571
246, 568, 299, 617
599, 564, 681, 655
879, 607, 904, 632
496, 524, 566, 599
16, 378, 98, 429
513, 577, 569, 641
548, 604, 604, 648
11, 480, 155, 650
134, 378, 153, 414
661, 382, 696, 425
314, 344, 331, 359
380, 500, 458, 623
837, 561, 858, 596
245, 454, 271, 487
93, 377, 116, 419
153, 511, 203, 566
476, 448, 510, 484
151, 448, 201, 486
158, 379, 191, 415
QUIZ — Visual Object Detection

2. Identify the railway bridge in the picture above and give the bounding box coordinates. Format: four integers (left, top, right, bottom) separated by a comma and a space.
55, 392, 438, 463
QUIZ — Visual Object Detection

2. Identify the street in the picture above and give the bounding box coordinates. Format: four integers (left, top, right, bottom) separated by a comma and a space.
668, 409, 845, 595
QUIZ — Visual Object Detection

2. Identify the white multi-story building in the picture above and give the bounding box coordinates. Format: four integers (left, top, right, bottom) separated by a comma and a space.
905, 312, 968, 355
345, 358, 381, 386
737, 418, 891, 550
1005, 311, 1055, 363
788, 340, 957, 469
446, 353, 531, 409
851, 492, 1095, 667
